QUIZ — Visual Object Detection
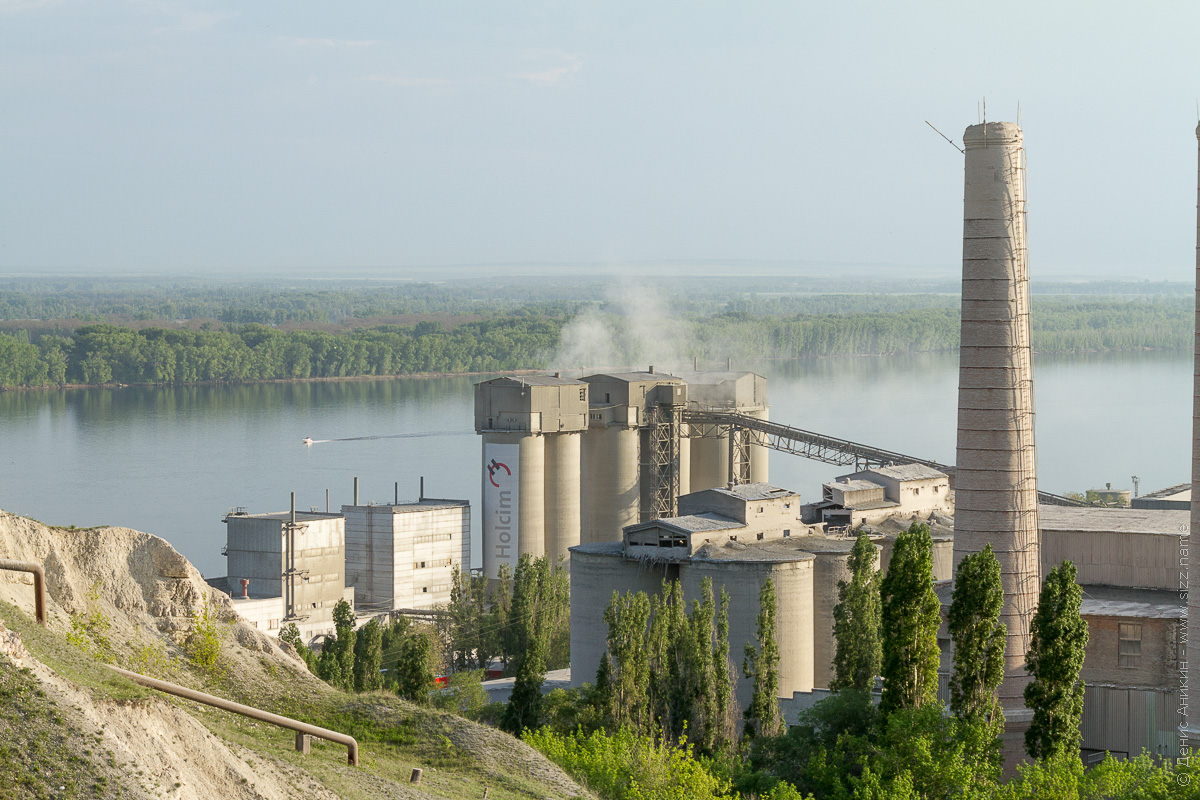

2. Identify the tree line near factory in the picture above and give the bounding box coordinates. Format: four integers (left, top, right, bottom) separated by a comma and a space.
286, 529, 1187, 800
0, 294, 1190, 388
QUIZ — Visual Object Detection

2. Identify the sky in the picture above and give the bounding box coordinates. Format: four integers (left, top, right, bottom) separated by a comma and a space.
1, 1, 1198, 280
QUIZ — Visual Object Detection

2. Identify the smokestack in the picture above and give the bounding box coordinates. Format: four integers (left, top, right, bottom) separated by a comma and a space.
420, 476, 425, 501
726, 357, 732, 371
290, 491, 295, 525
693, 356, 698, 370
353, 477, 359, 506
952, 121, 1039, 710
1189, 123, 1200, 741
394, 481, 399, 505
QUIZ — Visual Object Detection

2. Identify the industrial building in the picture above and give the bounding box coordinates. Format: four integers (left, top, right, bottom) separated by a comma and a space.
343, 497, 470, 613
570, 482, 824, 709
219, 500, 350, 643
808, 464, 953, 528
474, 368, 771, 578
1130, 483, 1190, 510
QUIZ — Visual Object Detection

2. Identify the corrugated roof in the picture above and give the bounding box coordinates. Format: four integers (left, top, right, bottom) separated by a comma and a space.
865, 464, 948, 482
626, 512, 743, 535
846, 499, 900, 511
1140, 483, 1191, 500
584, 371, 680, 383
480, 375, 584, 387
707, 483, 798, 502
1079, 586, 1184, 619
1037, 505, 1188, 536
824, 479, 884, 493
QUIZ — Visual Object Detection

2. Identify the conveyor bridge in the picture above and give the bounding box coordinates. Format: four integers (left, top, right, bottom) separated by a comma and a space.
680, 409, 1085, 508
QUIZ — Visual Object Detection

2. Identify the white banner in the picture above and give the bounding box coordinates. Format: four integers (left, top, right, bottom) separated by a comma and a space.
482, 442, 520, 579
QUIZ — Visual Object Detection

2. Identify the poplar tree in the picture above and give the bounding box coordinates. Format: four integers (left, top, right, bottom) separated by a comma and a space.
603, 589, 652, 731
501, 555, 553, 733
713, 584, 735, 748
831, 530, 882, 692
352, 618, 384, 692
880, 521, 942, 715
948, 545, 1006, 777
1024, 561, 1089, 762
743, 578, 783, 739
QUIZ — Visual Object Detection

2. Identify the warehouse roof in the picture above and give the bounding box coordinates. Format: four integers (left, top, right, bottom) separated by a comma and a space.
481, 375, 584, 386
1079, 586, 1184, 619
864, 464, 948, 482
1037, 506, 1188, 536
825, 479, 884, 493
626, 513, 743, 535
584, 371, 681, 383
706, 484, 798, 502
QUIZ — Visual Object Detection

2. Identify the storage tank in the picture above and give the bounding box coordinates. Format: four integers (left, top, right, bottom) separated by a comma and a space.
580, 371, 685, 543
545, 431, 582, 564
568, 543, 670, 687
952, 121, 1040, 708
475, 376, 587, 578
803, 538, 873, 690
680, 553, 814, 709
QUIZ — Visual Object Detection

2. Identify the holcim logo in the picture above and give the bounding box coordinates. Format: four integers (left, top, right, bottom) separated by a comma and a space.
487, 458, 511, 488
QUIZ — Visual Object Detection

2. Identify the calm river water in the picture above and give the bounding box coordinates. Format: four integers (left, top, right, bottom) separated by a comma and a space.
0, 350, 1189, 577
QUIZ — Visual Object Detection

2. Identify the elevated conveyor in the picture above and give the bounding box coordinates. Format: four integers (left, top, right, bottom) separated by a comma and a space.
681, 409, 1085, 508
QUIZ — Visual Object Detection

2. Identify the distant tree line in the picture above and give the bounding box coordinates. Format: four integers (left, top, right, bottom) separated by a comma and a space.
0, 297, 1191, 388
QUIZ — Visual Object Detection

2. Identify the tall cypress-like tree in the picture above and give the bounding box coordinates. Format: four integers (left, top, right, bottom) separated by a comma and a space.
352, 618, 385, 693
880, 521, 941, 715
603, 589, 652, 732
501, 555, 554, 733
832, 530, 882, 692
1024, 561, 1089, 762
743, 578, 782, 739
948, 544, 1006, 778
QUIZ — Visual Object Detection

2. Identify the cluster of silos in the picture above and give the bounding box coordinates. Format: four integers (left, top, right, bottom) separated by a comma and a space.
951, 121, 1041, 709
579, 370, 686, 544
569, 542, 814, 706
474, 376, 587, 578
675, 371, 770, 491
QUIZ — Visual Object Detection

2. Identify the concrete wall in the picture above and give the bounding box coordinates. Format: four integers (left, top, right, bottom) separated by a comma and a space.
1042, 529, 1182, 590
474, 378, 588, 434
293, 515, 347, 634
226, 516, 286, 597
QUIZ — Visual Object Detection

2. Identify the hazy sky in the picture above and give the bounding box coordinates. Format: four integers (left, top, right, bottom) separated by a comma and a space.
2, 1, 1198, 279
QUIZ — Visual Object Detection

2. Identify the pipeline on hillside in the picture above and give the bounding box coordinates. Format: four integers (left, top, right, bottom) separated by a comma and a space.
0, 559, 47, 626
107, 665, 359, 766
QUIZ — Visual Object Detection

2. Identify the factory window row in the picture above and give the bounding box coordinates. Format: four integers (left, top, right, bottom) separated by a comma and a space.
414, 558, 454, 570
414, 533, 456, 544
1118, 623, 1142, 668
421, 584, 451, 594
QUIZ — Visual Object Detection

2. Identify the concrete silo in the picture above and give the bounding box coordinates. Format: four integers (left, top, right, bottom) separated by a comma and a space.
580, 371, 687, 543
951, 121, 1040, 709
474, 376, 588, 577
677, 371, 770, 489
1188, 123, 1200, 742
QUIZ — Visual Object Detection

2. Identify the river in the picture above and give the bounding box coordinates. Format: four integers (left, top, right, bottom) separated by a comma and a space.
0, 350, 1189, 577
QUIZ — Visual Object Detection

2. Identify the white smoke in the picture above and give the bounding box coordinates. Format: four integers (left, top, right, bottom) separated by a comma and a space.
551, 283, 692, 372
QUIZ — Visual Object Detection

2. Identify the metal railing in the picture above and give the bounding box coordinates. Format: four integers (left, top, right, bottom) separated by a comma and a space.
107, 665, 359, 766
0, 559, 47, 626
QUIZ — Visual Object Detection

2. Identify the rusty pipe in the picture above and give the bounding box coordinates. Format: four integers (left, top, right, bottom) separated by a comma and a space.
107, 665, 359, 766
0, 559, 46, 626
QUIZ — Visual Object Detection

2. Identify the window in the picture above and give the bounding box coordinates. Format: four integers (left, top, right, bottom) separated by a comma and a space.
605, 393, 611, 402
933, 486, 940, 494
422, 586, 429, 593
758, 506, 764, 513
783, 529, 791, 537
914, 487, 921, 496
756, 532, 764, 541
579, 388, 586, 401
1118, 623, 1142, 668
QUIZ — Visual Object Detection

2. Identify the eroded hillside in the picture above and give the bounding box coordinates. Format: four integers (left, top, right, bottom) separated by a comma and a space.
0, 510, 590, 800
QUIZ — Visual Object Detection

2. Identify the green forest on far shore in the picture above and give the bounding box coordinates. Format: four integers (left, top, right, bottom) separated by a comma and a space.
0, 279, 1190, 389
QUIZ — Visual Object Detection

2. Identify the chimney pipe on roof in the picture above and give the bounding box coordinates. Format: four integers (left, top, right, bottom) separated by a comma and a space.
648, 365, 655, 374
353, 477, 359, 506
420, 476, 425, 501
240, 578, 249, 599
